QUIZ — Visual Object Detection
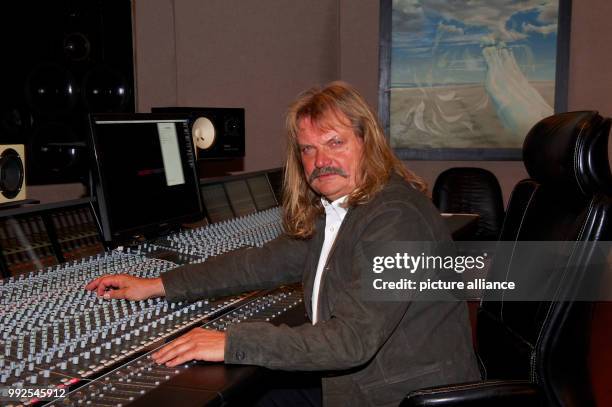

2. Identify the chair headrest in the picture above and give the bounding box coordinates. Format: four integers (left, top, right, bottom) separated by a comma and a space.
522, 111, 612, 196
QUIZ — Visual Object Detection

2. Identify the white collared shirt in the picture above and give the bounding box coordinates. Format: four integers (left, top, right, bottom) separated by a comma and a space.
311, 195, 348, 325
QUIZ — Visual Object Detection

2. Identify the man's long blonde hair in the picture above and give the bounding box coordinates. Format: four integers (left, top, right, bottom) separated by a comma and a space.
283, 81, 425, 238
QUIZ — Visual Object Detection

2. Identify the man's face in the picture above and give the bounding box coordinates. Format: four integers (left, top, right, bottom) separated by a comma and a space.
296, 114, 364, 201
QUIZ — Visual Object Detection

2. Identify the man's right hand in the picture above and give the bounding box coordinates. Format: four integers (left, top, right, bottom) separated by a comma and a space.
84, 274, 165, 300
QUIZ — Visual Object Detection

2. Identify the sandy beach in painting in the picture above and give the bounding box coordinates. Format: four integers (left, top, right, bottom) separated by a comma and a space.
390, 81, 555, 149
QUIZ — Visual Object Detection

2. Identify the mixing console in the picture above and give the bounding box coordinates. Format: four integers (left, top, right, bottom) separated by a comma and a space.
48, 286, 303, 407
0, 252, 250, 394
50, 207, 105, 262
0, 205, 291, 406
143, 207, 283, 262
0, 216, 58, 276
0, 202, 106, 278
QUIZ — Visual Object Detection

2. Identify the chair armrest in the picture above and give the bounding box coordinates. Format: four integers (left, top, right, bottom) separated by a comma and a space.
400, 380, 544, 407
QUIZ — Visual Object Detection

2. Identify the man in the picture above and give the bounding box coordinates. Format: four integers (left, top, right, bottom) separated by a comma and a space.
86, 82, 479, 406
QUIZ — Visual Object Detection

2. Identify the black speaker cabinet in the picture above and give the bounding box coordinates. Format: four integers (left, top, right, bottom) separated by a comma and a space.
0, 145, 26, 204
152, 107, 245, 159
0, 0, 135, 185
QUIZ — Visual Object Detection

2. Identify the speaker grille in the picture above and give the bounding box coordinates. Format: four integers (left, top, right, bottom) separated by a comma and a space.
0, 145, 26, 203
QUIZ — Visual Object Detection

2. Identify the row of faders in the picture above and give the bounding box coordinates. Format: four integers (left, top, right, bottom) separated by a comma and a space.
0, 216, 58, 277
50, 207, 105, 262
47, 286, 304, 407
145, 207, 283, 261
0, 251, 253, 406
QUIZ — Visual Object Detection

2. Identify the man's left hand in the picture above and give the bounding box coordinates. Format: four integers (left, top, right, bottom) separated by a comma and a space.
152, 328, 226, 366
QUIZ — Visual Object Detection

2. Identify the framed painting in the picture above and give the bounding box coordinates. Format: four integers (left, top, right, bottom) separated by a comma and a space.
379, 0, 572, 160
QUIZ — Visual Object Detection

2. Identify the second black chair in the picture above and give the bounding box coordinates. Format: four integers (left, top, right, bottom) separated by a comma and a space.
432, 167, 505, 240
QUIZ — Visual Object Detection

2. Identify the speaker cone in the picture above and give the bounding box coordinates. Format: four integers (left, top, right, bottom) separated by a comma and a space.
225, 118, 241, 136
63, 32, 92, 61
31, 123, 81, 175
82, 66, 130, 112
25, 64, 78, 115
192, 117, 216, 156
0, 148, 25, 199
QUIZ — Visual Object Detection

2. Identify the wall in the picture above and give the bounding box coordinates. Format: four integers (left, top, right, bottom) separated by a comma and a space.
133, 0, 383, 174
134, 0, 340, 174
132, 0, 178, 111
132, 0, 612, 206
567, 0, 612, 174
338, 0, 381, 109
567, 0, 612, 115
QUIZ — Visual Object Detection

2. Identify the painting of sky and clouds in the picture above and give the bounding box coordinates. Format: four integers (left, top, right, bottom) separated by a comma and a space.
390, 0, 560, 150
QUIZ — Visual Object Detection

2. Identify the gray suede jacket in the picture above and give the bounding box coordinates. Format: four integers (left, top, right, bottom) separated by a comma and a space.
161, 175, 480, 406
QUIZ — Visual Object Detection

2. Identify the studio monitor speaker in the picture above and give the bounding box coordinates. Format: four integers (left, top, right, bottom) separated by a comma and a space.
0, 0, 134, 185
0, 145, 26, 204
152, 107, 245, 159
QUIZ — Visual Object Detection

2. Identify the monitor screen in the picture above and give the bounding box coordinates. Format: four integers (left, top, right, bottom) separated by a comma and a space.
266, 168, 284, 203
246, 175, 277, 211
201, 184, 234, 223
89, 114, 203, 244
225, 179, 257, 217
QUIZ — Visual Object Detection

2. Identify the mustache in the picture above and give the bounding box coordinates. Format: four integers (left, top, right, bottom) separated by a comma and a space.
309, 166, 348, 183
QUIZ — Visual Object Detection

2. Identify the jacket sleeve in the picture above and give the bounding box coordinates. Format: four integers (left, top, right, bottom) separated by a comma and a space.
224, 200, 444, 370
161, 233, 309, 302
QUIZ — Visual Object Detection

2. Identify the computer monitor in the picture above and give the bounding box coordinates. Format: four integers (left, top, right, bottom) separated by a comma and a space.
89, 113, 204, 244
247, 175, 278, 211
225, 179, 257, 217
266, 168, 284, 203
200, 183, 234, 223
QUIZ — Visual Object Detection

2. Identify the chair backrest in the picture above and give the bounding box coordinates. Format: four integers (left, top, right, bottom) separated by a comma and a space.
476, 111, 612, 407
432, 167, 505, 240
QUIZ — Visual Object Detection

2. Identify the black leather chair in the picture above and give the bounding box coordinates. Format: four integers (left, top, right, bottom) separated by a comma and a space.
402, 111, 612, 407
432, 167, 505, 240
